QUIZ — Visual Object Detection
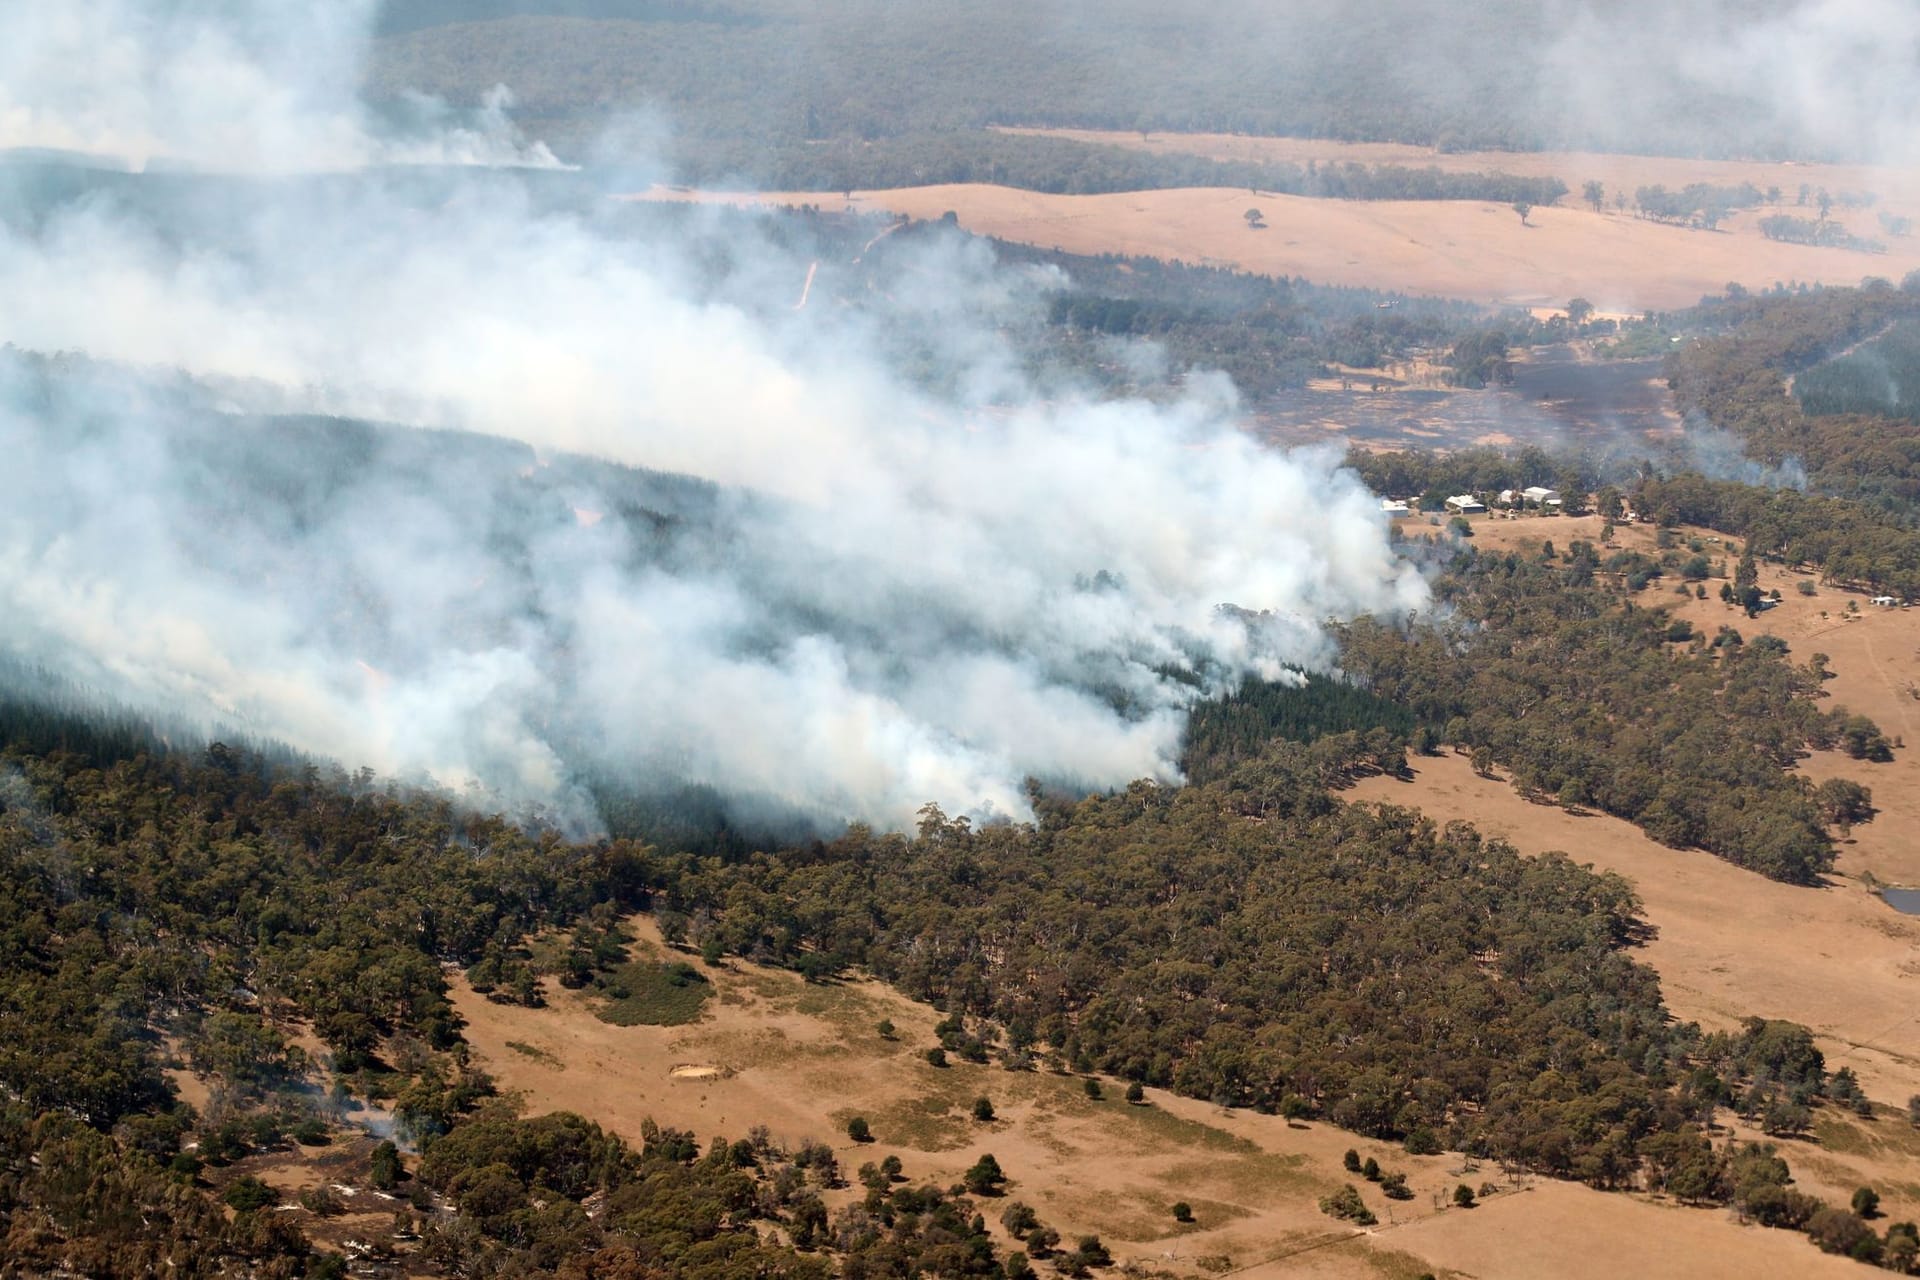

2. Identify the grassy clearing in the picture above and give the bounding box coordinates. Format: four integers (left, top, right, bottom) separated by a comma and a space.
594, 959, 712, 1027
503, 1040, 561, 1068
1815, 1109, 1920, 1160
1363, 1242, 1465, 1279
1071, 1188, 1257, 1241
1121, 1099, 1262, 1156
1160, 1151, 1326, 1205
867, 1087, 976, 1153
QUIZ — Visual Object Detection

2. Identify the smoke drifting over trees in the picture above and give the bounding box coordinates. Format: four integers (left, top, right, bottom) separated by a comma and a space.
0, 2, 1428, 833
0, 0, 560, 170
363, 0, 1920, 170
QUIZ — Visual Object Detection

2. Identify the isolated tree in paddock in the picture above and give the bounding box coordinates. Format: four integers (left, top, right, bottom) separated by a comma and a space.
1244, 207, 1266, 229
964, 1153, 1007, 1195
1583, 180, 1605, 212
1513, 201, 1533, 225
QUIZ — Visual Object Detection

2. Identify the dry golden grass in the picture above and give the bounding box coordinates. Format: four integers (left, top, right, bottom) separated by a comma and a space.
454, 915, 1881, 1280
1000, 127, 1920, 220
629, 178, 1920, 314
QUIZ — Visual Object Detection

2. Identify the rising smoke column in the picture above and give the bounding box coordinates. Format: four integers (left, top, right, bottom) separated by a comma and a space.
0, 1, 1428, 832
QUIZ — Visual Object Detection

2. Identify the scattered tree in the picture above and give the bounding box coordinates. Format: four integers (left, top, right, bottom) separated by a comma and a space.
224, 1176, 279, 1213
370, 1140, 403, 1190
964, 1153, 1008, 1196
1319, 1185, 1377, 1225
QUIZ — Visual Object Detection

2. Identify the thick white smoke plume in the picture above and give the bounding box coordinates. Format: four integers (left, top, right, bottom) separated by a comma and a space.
0, 0, 558, 170
0, 1, 1427, 833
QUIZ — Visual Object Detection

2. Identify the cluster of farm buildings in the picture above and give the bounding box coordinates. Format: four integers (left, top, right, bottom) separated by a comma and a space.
1379, 487, 1564, 517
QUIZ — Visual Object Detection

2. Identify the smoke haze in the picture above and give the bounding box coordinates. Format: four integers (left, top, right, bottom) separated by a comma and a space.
0, 2, 1429, 833
0, 0, 558, 170
364, 1, 1920, 168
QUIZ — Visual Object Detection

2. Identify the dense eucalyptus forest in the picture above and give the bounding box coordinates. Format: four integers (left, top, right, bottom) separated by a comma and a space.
0, 685, 1892, 1273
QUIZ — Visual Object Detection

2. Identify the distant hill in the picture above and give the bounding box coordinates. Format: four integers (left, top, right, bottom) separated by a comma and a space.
365, 0, 1910, 181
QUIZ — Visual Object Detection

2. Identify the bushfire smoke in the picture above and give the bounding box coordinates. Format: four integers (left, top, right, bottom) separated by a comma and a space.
0, 1, 1429, 834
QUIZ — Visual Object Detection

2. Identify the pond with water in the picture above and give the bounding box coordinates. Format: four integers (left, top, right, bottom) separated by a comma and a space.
1880, 888, 1920, 915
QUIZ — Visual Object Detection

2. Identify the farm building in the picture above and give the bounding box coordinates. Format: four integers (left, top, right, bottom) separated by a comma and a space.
1380, 498, 1410, 515
1521, 486, 1563, 508
1444, 495, 1486, 514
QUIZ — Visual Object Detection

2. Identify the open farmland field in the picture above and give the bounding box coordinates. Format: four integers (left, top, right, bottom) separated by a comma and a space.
629, 183, 1920, 313
1001, 129, 1920, 223
455, 918, 1871, 1280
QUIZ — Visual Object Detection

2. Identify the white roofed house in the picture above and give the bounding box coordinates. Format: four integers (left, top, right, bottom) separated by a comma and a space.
1444, 495, 1486, 514
1380, 498, 1411, 515
1521, 486, 1563, 508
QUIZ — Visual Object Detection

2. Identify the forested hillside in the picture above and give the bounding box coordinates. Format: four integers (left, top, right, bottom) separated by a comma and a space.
0, 676, 1899, 1269
1666, 278, 1920, 517
363, 0, 1884, 180
1339, 544, 1881, 884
